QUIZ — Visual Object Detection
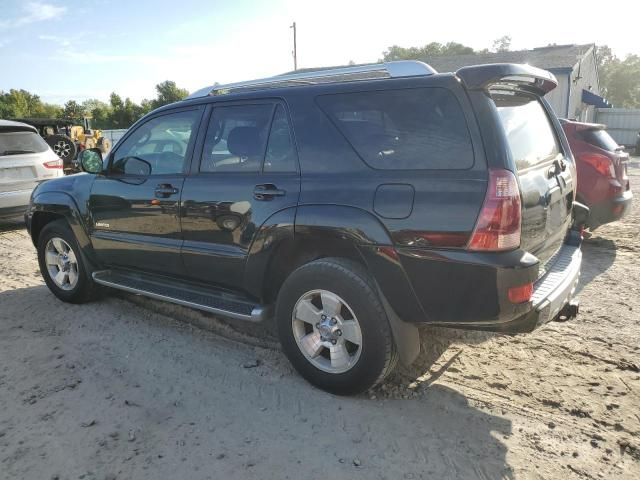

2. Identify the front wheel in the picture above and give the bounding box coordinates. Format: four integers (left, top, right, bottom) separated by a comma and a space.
37, 220, 98, 303
276, 258, 398, 395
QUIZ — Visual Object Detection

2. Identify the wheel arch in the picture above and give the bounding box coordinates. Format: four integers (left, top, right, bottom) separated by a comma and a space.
246, 204, 423, 365
29, 192, 97, 266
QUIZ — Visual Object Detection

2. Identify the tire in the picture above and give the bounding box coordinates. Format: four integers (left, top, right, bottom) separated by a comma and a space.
276, 257, 398, 395
37, 220, 98, 304
46, 135, 77, 163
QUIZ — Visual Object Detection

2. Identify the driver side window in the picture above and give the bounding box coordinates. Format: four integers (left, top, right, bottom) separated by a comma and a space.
111, 109, 200, 176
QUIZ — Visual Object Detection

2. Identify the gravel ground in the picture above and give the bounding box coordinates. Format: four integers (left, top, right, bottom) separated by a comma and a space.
0, 161, 638, 480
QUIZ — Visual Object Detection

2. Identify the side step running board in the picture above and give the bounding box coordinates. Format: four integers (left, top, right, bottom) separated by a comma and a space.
92, 269, 269, 322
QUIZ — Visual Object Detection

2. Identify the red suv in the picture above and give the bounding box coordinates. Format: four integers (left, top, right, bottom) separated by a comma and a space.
561, 119, 632, 229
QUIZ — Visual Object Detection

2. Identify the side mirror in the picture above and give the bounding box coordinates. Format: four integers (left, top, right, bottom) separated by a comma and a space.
79, 148, 103, 174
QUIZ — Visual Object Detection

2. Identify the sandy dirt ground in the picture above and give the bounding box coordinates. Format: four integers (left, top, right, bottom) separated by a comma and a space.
0, 162, 639, 480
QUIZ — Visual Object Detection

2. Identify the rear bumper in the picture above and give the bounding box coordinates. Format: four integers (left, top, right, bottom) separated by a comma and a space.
526, 244, 581, 329
362, 239, 582, 334
0, 189, 32, 210
588, 190, 633, 228
0, 204, 29, 220
0, 190, 31, 219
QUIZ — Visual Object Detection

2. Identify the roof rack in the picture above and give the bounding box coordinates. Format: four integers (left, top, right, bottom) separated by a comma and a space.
185, 60, 437, 100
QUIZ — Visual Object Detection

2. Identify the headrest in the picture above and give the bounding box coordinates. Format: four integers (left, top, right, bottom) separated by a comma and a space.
227, 127, 261, 157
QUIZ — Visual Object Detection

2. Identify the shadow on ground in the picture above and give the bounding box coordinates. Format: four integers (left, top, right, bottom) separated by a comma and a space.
577, 235, 617, 293
0, 218, 25, 233
0, 285, 515, 479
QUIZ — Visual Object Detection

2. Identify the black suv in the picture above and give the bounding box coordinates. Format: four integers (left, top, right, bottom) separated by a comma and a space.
26, 61, 584, 395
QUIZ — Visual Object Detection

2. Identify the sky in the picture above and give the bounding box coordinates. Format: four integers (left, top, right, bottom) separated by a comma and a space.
1, 0, 639, 105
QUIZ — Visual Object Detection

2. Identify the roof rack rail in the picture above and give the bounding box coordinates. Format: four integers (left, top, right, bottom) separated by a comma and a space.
185, 60, 437, 100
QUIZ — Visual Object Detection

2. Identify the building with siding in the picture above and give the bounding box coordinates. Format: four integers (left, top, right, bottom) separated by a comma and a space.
424, 44, 609, 122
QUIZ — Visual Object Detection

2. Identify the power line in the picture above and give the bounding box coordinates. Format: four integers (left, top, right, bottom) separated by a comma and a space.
290, 22, 297, 71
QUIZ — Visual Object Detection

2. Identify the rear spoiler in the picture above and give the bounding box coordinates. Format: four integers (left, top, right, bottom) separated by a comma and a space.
0, 124, 38, 134
456, 63, 558, 95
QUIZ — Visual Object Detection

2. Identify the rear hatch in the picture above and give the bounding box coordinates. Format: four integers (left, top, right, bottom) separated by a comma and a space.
0, 130, 54, 194
492, 91, 574, 266
577, 125, 630, 191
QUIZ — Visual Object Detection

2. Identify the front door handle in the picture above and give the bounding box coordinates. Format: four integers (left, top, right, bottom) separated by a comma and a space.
254, 184, 286, 200
155, 184, 179, 198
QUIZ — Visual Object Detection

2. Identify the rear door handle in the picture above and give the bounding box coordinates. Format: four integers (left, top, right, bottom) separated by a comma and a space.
254, 184, 286, 200
155, 184, 179, 198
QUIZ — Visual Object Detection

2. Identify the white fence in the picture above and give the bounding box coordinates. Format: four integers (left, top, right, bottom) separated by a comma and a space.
595, 108, 640, 147
101, 129, 128, 147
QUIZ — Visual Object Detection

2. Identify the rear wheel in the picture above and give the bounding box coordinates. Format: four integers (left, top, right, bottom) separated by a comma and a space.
37, 220, 98, 303
276, 258, 398, 395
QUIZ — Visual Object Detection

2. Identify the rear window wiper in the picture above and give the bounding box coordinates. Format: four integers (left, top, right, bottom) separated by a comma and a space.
1, 149, 37, 155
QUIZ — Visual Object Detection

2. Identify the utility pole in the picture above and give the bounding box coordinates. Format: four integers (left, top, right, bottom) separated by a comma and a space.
290, 22, 297, 71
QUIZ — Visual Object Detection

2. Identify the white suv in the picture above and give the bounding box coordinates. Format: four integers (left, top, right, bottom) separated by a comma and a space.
1, 120, 64, 220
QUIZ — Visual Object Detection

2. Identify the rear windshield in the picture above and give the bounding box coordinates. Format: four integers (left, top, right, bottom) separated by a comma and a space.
0, 131, 49, 157
493, 92, 560, 171
579, 129, 620, 152
317, 87, 474, 170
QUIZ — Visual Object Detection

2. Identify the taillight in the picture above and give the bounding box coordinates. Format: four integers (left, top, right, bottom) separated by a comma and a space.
467, 168, 521, 252
43, 159, 63, 169
580, 153, 615, 178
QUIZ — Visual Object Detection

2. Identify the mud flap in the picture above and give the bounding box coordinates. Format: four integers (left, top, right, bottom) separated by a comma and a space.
377, 285, 420, 366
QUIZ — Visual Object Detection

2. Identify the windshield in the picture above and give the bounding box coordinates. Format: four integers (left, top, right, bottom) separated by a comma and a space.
579, 128, 620, 152
0, 131, 49, 156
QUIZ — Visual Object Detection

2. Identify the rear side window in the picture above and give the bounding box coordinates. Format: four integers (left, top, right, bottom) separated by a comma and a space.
317, 88, 474, 170
0, 131, 49, 156
579, 129, 619, 152
493, 92, 560, 171
264, 105, 297, 172
201, 104, 273, 173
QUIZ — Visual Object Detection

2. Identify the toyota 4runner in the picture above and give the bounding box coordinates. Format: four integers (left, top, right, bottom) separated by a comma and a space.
26, 61, 585, 395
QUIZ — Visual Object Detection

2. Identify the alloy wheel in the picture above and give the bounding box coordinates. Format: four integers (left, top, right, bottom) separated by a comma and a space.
45, 237, 79, 291
53, 141, 71, 158
291, 289, 363, 374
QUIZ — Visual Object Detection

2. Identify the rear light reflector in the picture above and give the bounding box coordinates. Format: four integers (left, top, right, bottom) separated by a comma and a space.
467, 168, 521, 252
417, 232, 469, 247
377, 246, 400, 262
393, 231, 469, 248
508, 283, 533, 304
581, 153, 615, 178
43, 159, 63, 169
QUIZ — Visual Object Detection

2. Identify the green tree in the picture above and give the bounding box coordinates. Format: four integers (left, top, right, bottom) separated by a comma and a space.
82, 99, 111, 129
0, 90, 31, 117
1, 80, 189, 129
381, 41, 475, 61
107, 93, 127, 128
151, 80, 189, 109
63, 100, 84, 120
492, 35, 511, 52
0, 89, 62, 118
602, 55, 640, 107
597, 45, 640, 107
